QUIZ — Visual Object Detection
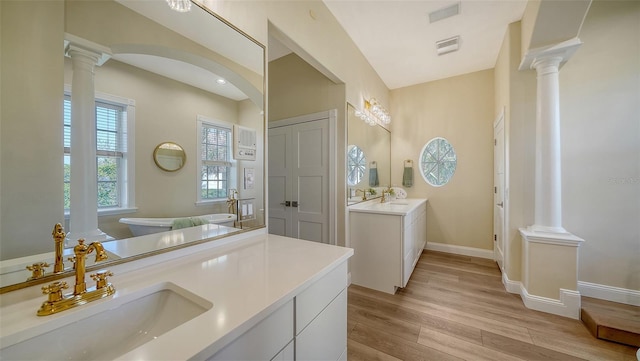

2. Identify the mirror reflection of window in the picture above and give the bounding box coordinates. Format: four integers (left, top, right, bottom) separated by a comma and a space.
63, 92, 134, 211
419, 137, 457, 187
197, 116, 234, 202
347, 145, 366, 186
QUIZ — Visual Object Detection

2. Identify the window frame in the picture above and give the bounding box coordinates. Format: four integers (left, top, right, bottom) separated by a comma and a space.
418, 136, 457, 187
196, 115, 236, 205
63, 85, 137, 217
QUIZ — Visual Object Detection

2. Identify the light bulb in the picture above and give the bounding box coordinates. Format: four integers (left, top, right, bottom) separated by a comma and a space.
166, 0, 192, 12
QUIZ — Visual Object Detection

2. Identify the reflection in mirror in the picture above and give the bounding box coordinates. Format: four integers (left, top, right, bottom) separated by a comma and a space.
0, 0, 265, 292
154, 142, 186, 172
347, 103, 391, 205
347, 145, 366, 186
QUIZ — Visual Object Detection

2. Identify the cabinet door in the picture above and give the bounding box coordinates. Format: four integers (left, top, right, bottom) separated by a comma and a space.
296, 290, 347, 361
271, 340, 294, 361
402, 214, 414, 287
208, 300, 293, 361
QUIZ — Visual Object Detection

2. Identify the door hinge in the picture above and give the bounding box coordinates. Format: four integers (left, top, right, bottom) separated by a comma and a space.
494, 234, 497, 241
494, 139, 497, 146
494, 186, 497, 194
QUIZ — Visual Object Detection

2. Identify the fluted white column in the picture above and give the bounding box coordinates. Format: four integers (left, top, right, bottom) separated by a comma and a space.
531, 56, 566, 234
66, 45, 109, 244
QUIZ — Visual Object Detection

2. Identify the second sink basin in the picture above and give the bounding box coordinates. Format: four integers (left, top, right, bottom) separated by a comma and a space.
0, 282, 212, 360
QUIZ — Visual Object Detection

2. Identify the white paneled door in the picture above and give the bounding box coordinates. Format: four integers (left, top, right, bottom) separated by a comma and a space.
268, 111, 335, 244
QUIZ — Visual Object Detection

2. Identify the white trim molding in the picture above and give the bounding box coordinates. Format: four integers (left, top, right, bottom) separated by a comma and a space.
578, 281, 640, 307
519, 37, 583, 71
522, 286, 582, 320
502, 272, 582, 319
425, 242, 494, 260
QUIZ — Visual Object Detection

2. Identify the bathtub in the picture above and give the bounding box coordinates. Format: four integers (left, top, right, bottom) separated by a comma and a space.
119, 213, 237, 236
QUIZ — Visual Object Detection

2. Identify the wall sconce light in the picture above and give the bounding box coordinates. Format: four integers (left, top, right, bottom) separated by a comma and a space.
355, 98, 391, 126
166, 0, 192, 12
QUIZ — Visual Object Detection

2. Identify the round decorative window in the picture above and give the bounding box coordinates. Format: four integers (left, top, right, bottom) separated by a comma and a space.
347, 145, 366, 186
419, 137, 457, 187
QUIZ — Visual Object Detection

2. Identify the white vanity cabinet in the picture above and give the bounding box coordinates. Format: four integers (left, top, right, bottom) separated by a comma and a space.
349, 199, 427, 294
208, 299, 294, 361
295, 262, 348, 361
208, 261, 348, 361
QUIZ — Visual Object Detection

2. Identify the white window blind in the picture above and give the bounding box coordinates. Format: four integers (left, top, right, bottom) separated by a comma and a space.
199, 119, 233, 201
64, 95, 128, 209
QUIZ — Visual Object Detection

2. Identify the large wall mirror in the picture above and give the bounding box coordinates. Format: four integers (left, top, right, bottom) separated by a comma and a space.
347, 103, 391, 205
0, 0, 265, 291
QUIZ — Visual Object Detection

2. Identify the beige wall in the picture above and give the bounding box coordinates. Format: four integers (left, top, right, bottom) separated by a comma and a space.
1, 1, 65, 259
497, 1, 639, 293
390, 69, 495, 251
494, 21, 537, 282
268, 53, 347, 246
560, 0, 640, 291
207, 1, 389, 117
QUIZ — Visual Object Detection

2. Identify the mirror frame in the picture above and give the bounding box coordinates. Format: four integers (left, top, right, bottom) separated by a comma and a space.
153, 142, 187, 172
0, 0, 266, 294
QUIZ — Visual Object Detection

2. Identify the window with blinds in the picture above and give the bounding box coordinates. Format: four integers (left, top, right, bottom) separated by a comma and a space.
198, 118, 234, 202
64, 94, 128, 210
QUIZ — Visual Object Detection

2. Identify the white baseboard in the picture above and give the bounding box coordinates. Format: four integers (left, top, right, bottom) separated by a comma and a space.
578, 281, 640, 306
521, 287, 582, 319
502, 272, 522, 294
502, 272, 581, 319
425, 242, 494, 260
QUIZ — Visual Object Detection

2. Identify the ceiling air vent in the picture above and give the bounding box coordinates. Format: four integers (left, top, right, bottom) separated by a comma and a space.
429, 3, 460, 23
436, 36, 460, 56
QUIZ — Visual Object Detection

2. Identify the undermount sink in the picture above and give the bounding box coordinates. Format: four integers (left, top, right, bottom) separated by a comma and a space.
1, 282, 212, 360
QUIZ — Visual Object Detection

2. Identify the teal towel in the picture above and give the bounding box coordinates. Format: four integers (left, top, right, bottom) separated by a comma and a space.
171, 218, 194, 230
191, 217, 207, 226
369, 168, 379, 187
402, 166, 413, 187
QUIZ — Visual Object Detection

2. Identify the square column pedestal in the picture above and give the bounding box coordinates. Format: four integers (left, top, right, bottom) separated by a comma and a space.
519, 228, 584, 319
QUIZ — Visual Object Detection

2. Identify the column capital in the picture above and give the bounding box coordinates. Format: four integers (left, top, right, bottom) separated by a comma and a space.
64, 33, 111, 66
519, 37, 583, 71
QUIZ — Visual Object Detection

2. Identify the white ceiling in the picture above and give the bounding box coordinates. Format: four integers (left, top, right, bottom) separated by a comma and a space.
323, 0, 528, 90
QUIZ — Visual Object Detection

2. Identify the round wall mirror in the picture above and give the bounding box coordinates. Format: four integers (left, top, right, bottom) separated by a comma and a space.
153, 142, 186, 172
347, 144, 366, 186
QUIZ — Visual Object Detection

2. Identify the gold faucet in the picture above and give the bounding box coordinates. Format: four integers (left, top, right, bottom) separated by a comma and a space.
355, 189, 367, 201
380, 186, 394, 203
52, 223, 66, 273
37, 239, 115, 316
227, 189, 238, 214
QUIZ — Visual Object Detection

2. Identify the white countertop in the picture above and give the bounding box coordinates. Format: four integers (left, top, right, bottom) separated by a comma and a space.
0, 224, 241, 288
348, 198, 427, 215
0, 230, 353, 360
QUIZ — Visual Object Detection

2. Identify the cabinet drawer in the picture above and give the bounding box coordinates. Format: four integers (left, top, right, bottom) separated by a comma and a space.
296, 289, 347, 361
208, 299, 294, 361
296, 261, 347, 335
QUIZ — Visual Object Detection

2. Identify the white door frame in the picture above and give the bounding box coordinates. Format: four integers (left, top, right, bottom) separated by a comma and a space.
493, 107, 507, 272
268, 109, 337, 246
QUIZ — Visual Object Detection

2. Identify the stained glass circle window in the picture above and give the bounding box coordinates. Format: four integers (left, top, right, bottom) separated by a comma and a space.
347, 145, 366, 186
419, 137, 457, 187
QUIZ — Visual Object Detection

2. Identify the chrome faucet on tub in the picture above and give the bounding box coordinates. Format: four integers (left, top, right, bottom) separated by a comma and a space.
37, 239, 115, 316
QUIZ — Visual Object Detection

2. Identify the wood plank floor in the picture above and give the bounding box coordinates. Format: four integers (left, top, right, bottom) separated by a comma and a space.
581, 297, 640, 347
347, 251, 640, 361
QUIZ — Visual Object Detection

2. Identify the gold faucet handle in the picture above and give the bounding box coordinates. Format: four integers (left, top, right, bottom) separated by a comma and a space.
42, 281, 68, 302
90, 270, 113, 289
26, 262, 50, 280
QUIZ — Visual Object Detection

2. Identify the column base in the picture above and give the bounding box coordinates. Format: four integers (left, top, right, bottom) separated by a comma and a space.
65, 229, 113, 247
519, 227, 585, 319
